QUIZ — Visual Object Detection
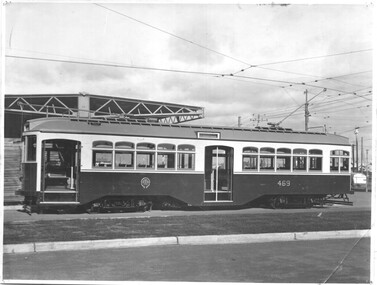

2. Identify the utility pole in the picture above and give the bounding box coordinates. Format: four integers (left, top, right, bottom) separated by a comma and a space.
361, 137, 364, 172
304, 89, 310, 131
366, 149, 369, 192
251, 114, 267, 127
354, 128, 359, 172
238, 116, 241, 127
352, 144, 355, 171
366, 149, 369, 170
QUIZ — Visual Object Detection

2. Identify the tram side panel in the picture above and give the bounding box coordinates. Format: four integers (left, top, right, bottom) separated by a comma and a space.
19, 162, 38, 202
79, 172, 205, 207
232, 173, 351, 205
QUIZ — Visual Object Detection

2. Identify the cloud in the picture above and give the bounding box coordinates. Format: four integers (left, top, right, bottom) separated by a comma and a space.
5, 58, 57, 89
58, 63, 125, 82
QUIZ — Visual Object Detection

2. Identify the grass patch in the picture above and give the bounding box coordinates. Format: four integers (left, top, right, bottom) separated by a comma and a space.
4, 210, 370, 244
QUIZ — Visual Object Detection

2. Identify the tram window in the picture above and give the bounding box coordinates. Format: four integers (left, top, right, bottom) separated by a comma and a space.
309, 157, 322, 171
26, 135, 37, 161
260, 147, 275, 154
137, 143, 155, 150
330, 149, 350, 172
293, 156, 307, 171
243, 155, 258, 170
158, 144, 175, 150
178, 153, 195, 170
277, 148, 291, 154
93, 151, 113, 168
93, 141, 113, 148
115, 152, 134, 168
243, 147, 258, 153
331, 150, 349, 156
136, 152, 155, 169
309, 149, 322, 155
178, 144, 195, 152
276, 148, 291, 171
157, 153, 175, 169
309, 149, 322, 171
293, 148, 307, 155
260, 156, 274, 170
340, 157, 349, 172
330, 157, 339, 171
115, 142, 134, 149
178, 144, 195, 170
276, 156, 291, 170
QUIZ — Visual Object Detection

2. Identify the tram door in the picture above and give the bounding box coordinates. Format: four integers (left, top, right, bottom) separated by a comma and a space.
41, 139, 80, 204
204, 146, 233, 202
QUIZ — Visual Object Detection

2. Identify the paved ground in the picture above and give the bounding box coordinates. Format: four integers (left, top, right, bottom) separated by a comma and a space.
3, 237, 370, 283
3, 191, 372, 283
3, 191, 371, 223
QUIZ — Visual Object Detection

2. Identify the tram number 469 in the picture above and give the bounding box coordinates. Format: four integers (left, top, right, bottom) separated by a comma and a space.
277, 180, 291, 187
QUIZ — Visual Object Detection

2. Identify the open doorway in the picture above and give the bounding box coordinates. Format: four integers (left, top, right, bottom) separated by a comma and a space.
41, 139, 80, 203
204, 146, 233, 202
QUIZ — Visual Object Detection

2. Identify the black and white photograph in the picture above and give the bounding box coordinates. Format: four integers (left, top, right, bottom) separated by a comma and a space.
2, 1, 374, 283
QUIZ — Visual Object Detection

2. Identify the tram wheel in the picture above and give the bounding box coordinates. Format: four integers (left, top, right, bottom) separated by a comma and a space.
270, 196, 284, 209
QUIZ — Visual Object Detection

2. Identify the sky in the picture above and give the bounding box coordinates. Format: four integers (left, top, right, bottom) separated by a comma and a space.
3, 1, 374, 163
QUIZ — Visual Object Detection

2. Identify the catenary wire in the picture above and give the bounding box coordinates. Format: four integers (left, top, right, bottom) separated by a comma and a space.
94, 3, 250, 66
94, 3, 372, 88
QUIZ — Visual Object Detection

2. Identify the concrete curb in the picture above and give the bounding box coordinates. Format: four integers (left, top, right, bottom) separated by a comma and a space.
4, 205, 23, 211
4, 237, 178, 254
3, 229, 370, 254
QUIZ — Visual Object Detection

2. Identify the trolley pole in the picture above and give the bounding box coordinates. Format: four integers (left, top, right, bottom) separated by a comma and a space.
304, 89, 309, 131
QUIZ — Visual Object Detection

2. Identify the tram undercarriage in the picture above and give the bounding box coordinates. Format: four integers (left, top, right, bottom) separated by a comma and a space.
21, 192, 352, 214
266, 194, 352, 209
85, 195, 188, 213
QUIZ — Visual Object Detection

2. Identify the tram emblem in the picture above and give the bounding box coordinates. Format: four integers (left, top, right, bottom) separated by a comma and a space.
141, 177, 151, 189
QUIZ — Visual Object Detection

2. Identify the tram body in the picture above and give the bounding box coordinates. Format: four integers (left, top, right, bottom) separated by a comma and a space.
18, 117, 352, 211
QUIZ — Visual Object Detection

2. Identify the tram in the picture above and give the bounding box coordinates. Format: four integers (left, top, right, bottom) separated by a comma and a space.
17, 117, 352, 212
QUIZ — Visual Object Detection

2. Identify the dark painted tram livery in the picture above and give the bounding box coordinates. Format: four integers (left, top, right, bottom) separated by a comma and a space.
18, 117, 352, 212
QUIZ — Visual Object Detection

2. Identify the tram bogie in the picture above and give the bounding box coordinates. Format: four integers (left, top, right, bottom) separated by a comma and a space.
18, 117, 353, 213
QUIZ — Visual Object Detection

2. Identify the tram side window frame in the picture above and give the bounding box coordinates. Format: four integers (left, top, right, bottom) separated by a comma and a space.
157, 143, 176, 170
276, 148, 292, 171
92, 140, 113, 168
293, 148, 307, 171
309, 149, 323, 171
242, 147, 258, 171
136, 143, 156, 169
260, 147, 275, 171
178, 144, 195, 170
25, 135, 37, 162
330, 150, 350, 172
115, 142, 135, 169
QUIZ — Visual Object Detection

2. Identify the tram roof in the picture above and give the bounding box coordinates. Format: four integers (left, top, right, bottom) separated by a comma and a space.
25, 117, 350, 146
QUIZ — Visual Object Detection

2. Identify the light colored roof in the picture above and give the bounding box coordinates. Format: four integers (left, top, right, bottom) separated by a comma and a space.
26, 117, 350, 146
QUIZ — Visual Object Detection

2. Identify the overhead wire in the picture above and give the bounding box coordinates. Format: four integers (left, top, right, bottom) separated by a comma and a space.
239, 89, 372, 123
6, 54, 226, 77
254, 49, 372, 67
228, 50, 372, 83
235, 92, 371, 124
7, 5, 372, 127
6, 5, 373, 136
6, 54, 315, 87
94, 3, 372, 92
93, 3, 250, 66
